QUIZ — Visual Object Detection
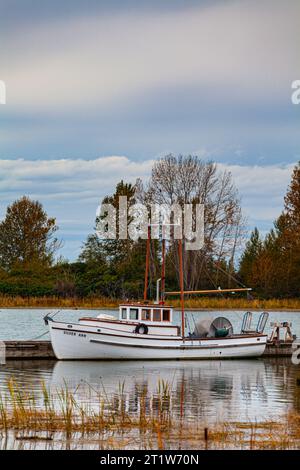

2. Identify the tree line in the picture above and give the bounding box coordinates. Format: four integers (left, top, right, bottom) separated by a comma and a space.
0, 155, 299, 299
239, 162, 300, 298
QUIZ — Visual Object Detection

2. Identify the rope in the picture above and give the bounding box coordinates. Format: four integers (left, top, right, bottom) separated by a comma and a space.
203, 262, 225, 296
25, 310, 61, 341
48, 310, 61, 320
28, 330, 49, 340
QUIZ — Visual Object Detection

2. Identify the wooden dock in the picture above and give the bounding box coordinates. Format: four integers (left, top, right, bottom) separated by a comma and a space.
3, 341, 55, 359
1, 340, 294, 359
263, 341, 294, 357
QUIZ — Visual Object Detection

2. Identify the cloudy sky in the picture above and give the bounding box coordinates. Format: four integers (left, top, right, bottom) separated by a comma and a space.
0, 0, 299, 259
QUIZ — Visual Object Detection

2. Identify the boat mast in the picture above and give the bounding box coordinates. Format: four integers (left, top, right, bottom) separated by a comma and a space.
161, 232, 166, 303
178, 238, 185, 338
143, 225, 151, 301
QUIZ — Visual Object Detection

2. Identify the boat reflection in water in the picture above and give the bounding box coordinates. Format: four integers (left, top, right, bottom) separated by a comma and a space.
51, 359, 297, 423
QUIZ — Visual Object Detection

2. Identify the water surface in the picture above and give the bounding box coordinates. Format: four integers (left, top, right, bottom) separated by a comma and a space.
0, 308, 299, 448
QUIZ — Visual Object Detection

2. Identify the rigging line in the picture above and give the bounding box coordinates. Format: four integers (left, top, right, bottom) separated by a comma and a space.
207, 257, 265, 312
201, 260, 227, 298
185, 315, 192, 335
27, 330, 49, 340
191, 313, 196, 331
210, 255, 266, 309
24, 310, 61, 341
211, 259, 247, 288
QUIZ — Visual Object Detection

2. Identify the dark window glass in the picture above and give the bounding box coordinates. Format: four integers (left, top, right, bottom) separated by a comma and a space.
130, 308, 139, 320
163, 310, 170, 321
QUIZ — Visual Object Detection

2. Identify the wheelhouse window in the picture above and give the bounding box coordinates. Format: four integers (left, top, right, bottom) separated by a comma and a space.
162, 309, 170, 322
129, 308, 139, 320
153, 309, 161, 321
121, 308, 127, 319
141, 309, 151, 321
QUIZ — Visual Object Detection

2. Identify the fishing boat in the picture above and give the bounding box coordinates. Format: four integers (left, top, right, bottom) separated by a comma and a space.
45, 231, 268, 360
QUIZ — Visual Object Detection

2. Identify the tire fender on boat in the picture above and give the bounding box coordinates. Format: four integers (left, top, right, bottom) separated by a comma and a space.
134, 323, 149, 335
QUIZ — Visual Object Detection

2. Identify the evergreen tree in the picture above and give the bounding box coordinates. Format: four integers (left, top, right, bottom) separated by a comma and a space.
79, 234, 106, 265
239, 228, 262, 287
239, 162, 300, 298
275, 162, 300, 296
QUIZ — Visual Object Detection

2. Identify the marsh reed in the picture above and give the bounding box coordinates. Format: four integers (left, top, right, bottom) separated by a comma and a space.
0, 378, 300, 449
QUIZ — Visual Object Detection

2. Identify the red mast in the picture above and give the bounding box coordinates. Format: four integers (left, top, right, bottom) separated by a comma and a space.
143, 225, 151, 301
161, 236, 166, 303
178, 238, 185, 338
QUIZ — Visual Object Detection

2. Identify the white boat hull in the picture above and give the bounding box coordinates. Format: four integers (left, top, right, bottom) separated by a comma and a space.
48, 321, 267, 360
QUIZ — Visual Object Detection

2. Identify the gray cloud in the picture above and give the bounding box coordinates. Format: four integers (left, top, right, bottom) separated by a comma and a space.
0, 0, 298, 162
2, 0, 299, 111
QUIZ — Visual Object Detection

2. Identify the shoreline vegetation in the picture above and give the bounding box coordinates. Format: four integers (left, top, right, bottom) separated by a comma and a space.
1, 295, 300, 311
0, 161, 300, 308
0, 378, 299, 450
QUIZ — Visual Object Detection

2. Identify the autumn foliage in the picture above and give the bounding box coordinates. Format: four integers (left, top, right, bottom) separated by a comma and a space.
239, 162, 300, 298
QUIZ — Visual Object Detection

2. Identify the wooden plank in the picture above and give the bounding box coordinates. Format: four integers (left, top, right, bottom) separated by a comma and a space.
3, 341, 55, 359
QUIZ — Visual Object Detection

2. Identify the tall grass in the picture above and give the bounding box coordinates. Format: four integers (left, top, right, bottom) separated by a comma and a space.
172, 297, 300, 310
1, 294, 300, 310
0, 378, 300, 449
0, 295, 118, 308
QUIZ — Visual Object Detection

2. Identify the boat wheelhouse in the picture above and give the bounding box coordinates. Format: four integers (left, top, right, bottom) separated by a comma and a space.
78, 303, 179, 337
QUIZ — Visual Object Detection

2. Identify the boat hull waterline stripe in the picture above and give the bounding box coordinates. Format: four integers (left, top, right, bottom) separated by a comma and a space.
89, 338, 264, 350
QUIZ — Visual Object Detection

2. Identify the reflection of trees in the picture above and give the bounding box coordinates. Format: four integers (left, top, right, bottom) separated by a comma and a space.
264, 358, 298, 411
209, 376, 233, 397
272, 358, 300, 414
0, 359, 56, 400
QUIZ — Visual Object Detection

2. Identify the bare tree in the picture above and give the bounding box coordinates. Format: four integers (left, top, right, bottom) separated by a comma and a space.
138, 154, 245, 290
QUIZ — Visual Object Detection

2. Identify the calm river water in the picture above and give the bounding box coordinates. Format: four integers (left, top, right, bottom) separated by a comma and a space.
0, 309, 300, 423
0, 308, 299, 446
